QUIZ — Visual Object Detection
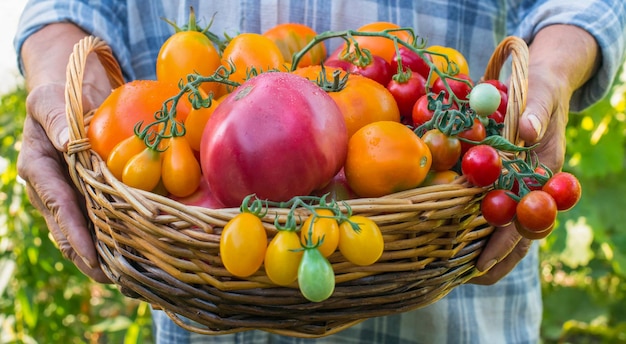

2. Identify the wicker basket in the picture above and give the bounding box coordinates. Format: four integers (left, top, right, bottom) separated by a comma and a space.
63, 35, 529, 338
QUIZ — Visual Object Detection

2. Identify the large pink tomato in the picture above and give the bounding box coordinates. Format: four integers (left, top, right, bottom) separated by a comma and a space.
200, 72, 348, 207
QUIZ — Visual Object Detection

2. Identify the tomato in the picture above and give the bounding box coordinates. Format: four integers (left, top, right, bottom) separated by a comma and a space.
122, 147, 162, 192
390, 46, 431, 79
328, 74, 400, 138
347, 54, 393, 86
161, 136, 202, 197
220, 212, 268, 277
458, 118, 487, 156
324, 46, 353, 71
349, 22, 413, 63
469, 83, 501, 117
184, 97, 221, 152
431, 73, 474, 101
264, 230, 303, 286
263, 23, 326, 67
298, 247, 335, 302
301, 209, 340, 257
345, 121, 432, 197
310, 168, 357, 201
489, 110, 505, 124
107, 135, 146, 180
168, 176, 224, 209
483, 79, 508, 94
426, 45, 470, 84
542, 172, 582, 211
481, 189, 518, 227
411, 94, 435, 127
338, 216, 384, 266
156, 15, 222, 97
461, 145, 502, 187
422, 170, 460, 186
200, 72, 347, 207
515, 190, 557, 238
221, 33, 285, 85
421, 129, 461, 172
87, 80, 191, 161
513, 166, 550, 195
386, 71, 427, 119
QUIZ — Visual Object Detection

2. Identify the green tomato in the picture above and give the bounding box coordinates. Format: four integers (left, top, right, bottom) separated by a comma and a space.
469, 83, 501, 117
298, 247, 335, 302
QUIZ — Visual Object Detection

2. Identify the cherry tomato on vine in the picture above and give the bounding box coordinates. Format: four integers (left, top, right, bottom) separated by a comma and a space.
421, 129, 461, 172
107, 135, 146, 180
301, 209, 340, 257
161, 136, 202, 198
122, 147, 163, 192
386, 71, 427, 119
457, 118, 487, 156
542, 172, 582, 211
483, 79, 508, 94
411, 94, 437, 128
349, 22, 413, 63
468, 83, 501, 117
513, 166, 550, 194
390, 46, 431, 79
515, 190, 557, 239
461, 144, 502, 187
263, 23, 326, 67
347, 54, 393, 86
431, 73, 473, 101
298, 247, 335, 302
220, 212, 268, 277
264, 230, 303, 286
338, 216, 384, 266
481, 189, 518, 227
156, 10, 222, 97
489, 110, 505, 124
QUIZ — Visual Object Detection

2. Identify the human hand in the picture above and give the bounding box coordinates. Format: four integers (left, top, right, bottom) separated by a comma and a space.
470, 25, 599, 284
17, 82, 111, 284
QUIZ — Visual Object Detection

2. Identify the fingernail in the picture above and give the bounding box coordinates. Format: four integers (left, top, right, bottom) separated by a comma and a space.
58, 127, 69, 147
479, 259, 498, 272
527, 114, 543, 138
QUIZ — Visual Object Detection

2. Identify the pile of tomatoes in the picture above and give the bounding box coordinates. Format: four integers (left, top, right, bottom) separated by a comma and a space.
85, 11, 582, 300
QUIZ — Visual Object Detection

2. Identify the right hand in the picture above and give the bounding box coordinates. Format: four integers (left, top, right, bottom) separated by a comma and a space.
17, 82, 111, 283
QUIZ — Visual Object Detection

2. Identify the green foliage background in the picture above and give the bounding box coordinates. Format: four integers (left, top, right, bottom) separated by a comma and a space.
0, 65, 625, 343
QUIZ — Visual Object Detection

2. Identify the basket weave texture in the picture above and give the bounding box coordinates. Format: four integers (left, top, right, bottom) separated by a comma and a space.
63, 35, 529, 338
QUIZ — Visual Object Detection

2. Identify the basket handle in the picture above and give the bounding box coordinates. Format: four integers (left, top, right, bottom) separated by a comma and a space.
482, 36, 530, 149
64, 36, 125, 166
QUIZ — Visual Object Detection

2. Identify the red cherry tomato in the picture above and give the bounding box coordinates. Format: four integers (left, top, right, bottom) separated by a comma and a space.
542, 172, 582, 211
461, 145, 502, 187
481, 189, 518, 227
386, 72, 427, 119
457, 118, 487, 156
431, 73, 473, 101
390, 46, 431, 79
516, 190, 558, 238
347, 54, 393, 86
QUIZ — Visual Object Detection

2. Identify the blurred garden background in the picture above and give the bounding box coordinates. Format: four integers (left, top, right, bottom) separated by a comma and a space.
1, 2, 626, 343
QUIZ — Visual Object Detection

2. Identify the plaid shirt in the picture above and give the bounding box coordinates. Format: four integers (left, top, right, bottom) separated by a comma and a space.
14, 1, 626, 343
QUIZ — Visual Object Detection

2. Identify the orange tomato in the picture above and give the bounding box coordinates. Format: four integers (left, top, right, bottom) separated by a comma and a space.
87, 80, 191, 161
263, 23, 326, 67
300, 209, 340, 257
345, 121, 432, 197
221, 33, 285, 85
161, 136, 202, 197
156, 30, 222, 97
347, 22, 413, 63
426, 45, 470, 84
184, 97, 221, 152
291, 64, 347, 82
422, 170, 461, 186
106, 135, 146, 180
330, 74, 400, 138
122, 147, 163, 192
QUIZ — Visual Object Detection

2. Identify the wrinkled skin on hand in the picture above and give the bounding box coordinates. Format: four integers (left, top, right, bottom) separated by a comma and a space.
471, 25, 599, 285
18, 83, 111, 283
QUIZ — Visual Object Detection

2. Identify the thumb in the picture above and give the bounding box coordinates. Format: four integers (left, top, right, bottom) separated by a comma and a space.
26, 83, 70, 151
518, 99, 550, 145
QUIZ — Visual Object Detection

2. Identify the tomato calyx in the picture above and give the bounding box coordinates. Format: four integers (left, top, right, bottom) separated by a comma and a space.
162, 7, 229, 51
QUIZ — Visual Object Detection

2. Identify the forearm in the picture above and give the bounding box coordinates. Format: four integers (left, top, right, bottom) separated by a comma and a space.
21, 23, 112, 99
528, 24, 601, 96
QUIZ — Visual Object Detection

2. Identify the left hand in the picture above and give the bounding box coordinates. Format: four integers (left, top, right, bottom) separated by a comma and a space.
470, 24, 599, 284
